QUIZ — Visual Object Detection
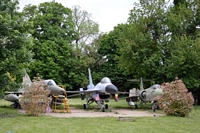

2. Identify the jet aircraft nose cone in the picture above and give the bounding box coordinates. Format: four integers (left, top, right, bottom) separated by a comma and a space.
4, 94, 18, 102
105, 85, 118, 94
49, 86, 66, 95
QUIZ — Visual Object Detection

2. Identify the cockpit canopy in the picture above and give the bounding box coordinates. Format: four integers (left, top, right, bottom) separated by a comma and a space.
43, 80, 57, 86
101, 77, 111, 84
150, 84, 161, 90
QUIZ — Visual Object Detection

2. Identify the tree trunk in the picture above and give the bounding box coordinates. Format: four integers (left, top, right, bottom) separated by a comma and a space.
193, 90, 200, 105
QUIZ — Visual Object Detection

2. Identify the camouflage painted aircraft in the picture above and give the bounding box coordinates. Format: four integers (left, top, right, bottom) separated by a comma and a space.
126, 78, 163, 111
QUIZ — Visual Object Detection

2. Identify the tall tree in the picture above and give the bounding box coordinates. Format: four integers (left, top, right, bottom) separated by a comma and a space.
116, 0, 169, 83
22, 1, 77, 89
0, 0, 32, 97
97, 24, 134, 91
70, 5, 101, 88
115, 0, 200, 104
165, 0, 200, 104
72, 5, 99, 49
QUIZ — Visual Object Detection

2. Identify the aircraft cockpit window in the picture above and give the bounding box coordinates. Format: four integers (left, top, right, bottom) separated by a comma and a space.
101, 77, 111, 83
47, 80, 56, 86
151, 84, 161, 89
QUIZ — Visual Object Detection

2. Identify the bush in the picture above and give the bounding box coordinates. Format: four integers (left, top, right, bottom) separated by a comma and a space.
20, 76, 50, 116
158, 77, 194, 117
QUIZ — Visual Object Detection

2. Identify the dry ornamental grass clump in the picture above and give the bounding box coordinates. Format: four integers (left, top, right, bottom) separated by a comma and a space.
21, 76, 50, 116
158, 78, 194, 117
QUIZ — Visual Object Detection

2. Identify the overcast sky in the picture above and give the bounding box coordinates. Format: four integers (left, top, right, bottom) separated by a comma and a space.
18, 0, 136, 33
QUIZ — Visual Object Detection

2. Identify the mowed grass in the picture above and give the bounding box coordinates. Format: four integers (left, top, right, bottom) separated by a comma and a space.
0, 98, 200, 133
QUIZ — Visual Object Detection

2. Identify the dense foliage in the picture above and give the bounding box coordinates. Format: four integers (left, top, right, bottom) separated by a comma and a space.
22, 2, 101, 90
22, 2, 78, 89
98, 24, 135, 90
158, 78, 194, 117
111, 0, 200, 102
0, 0, 32, 97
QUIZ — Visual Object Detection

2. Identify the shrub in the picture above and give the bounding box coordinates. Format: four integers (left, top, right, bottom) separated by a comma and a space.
158, 77, 194, 117
20, 76, 50, 116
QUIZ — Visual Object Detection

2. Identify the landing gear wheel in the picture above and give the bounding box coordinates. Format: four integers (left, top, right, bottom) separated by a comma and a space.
105, 104, 108, 109
102, 107, 105, 112
152, 104, 157, 112
14, 102, 20, 109
152, 107, 156, 112
83, 104, 87, 109
135, 105, 138, 109
18, 103, 21, 109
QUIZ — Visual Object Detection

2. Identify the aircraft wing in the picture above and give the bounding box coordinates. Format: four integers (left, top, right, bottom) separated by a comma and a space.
65, 89, 108, 100
125, 96, 139, 102
65, 89, 104, 95
4, 91, 24, 95
4, 88, 24, 94
65, 90, 129, 95
4, 72, 30, 96
65, 90, 84, 93
116, 91, 129, 94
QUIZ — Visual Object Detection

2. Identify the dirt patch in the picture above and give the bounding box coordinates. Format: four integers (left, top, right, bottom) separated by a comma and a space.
43, 107, 164, 118
0, 113, 16, 118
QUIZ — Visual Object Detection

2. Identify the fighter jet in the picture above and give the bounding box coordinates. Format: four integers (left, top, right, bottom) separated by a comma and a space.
126, 78, 163, 111
66, 68, 119, 112
4, 73, 66, 109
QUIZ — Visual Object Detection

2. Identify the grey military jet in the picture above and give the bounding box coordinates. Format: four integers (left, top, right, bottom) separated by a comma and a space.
4, 73, 66, 109
66, 68, 119, 112
126, 78, 163, 110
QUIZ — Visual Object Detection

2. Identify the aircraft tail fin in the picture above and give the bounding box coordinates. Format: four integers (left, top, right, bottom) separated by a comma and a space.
128, 78, 152, 90
87, 68, 95, 90
140, 78, 144, 90
22, 73, 32, 87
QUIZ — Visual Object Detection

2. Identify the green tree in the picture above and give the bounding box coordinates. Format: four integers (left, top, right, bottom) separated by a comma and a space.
115, 0, 200, 104
116, 0, 168, 84
97, 24, 134, 91
22, 1, 76, 89
0, 0, 33, 97
70, 5, 101, 88
163, 0, 200, 104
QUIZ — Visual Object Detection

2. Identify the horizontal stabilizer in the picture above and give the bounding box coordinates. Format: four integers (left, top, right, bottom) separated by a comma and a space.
126, 96, 138, 102
127, 79, 140, 82
127, 78, 152, 82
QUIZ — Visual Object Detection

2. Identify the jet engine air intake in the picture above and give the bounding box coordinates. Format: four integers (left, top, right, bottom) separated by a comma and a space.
139, 90, 146, 101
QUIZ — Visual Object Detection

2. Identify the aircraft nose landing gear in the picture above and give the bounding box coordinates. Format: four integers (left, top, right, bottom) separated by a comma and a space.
152, 103, 159, 112
100, 105, 105, 112
83, 104, 88, 109
14, 101, 21, 109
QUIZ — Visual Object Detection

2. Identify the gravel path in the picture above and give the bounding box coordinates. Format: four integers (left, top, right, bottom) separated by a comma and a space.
44, 107, 164, 118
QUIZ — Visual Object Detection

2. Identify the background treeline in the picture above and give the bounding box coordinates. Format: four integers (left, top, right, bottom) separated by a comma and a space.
1, 0, 200, 105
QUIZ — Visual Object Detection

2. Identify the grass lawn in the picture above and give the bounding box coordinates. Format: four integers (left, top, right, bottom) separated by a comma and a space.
0, 98, 200, 133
